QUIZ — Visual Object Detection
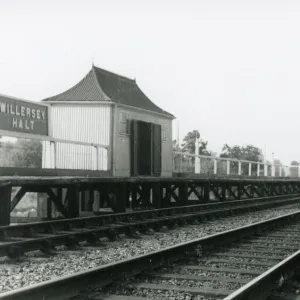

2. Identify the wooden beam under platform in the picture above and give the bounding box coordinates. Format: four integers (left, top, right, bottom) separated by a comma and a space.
0, 182, 12, 226
0, 175, 299, 225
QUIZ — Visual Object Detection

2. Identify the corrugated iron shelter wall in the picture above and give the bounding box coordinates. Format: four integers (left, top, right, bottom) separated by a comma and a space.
114, 105, 173, 177
42, 104, 111, 171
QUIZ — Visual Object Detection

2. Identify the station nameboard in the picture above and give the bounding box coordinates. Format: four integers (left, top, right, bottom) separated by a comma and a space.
0, 95, 49, 136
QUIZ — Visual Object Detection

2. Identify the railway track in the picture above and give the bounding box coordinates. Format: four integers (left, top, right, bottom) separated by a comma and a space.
81, 211, 300, 300
1, 200, 300, 299
1, 194, 299, 259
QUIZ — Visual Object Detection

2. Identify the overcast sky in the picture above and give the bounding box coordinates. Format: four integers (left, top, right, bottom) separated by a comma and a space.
0, 0, 299, 164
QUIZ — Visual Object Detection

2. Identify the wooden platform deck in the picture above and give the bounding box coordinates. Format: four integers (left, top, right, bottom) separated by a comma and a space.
0, 175, 299, 187
0, 167, 298, 186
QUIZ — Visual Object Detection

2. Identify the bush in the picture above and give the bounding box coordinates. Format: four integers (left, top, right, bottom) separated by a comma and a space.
0, 139, 42, 168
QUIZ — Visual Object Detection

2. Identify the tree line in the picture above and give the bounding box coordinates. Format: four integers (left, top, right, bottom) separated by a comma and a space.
174, 129, 264, 161
173, 129, 297, 175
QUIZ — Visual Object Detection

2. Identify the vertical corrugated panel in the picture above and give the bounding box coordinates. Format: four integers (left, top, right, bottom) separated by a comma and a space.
51, 105, 110, 144
54, 142, 103, 171
45, 105, 111, 171
42, 141, 56, 168
42, 141, 51, 168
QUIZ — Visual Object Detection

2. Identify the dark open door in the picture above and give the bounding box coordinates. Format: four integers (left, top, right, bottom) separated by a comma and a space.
151, 123, 162, 176
131, 120, 162, 177
131, 120, 151, 176
138, 121, 152, 175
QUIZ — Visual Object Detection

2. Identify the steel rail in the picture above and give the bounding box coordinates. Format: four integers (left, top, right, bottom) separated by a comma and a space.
223, 244, 300, 300
1, 209, 300, 300
1, 195, 299, 258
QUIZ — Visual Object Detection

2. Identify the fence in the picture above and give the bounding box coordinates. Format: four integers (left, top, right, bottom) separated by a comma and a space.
173, 151, 298, 178
1, 137, 298, 177
42, 140, 109, 171
0, 137, 109, 171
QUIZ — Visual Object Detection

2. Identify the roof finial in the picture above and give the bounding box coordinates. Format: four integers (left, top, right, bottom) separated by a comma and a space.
92, 57, 94, 67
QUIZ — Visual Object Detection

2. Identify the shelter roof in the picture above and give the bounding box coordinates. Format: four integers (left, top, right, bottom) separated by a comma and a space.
42, 66, 174, 118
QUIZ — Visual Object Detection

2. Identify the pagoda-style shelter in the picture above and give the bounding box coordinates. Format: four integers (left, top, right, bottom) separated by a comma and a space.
42, 65, 174, 177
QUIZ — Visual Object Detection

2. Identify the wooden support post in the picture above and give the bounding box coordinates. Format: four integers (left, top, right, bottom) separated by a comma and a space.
165, 185, 172, 207
270, 183, 274, 195
248, 163, 251, 176
250, 183, 254, 198
142, 184, 151, 207
126, 185, 131, 208
221, 183, 226, 201
238, 161, 241, 176
271, 183, 276, 196
291, 183, 295, 194
131, 184, 137, 209
237, 183, 242, 199
99, 184, 109, 210
88, 189, 94, 211
161, 186, 167, 208
0, 184, 12, 226
179, 182, 188, 206
204, 182, 210, 202
115, 182, 127, 213
93, 190, 100, 212
265, 184, 270, 196
257, 164, 260, 176
57, 188, 62, 217
278, 183, 283, 195
152, 183, 162, 209
80, 190, 85, 212
260, 183, 264, 197
67, 185, 80, 218
47, 197, 52, 219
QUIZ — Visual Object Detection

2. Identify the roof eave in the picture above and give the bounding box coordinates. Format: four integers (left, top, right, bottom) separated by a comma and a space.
115, 102, 175, 120
41, 100, 113, 105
